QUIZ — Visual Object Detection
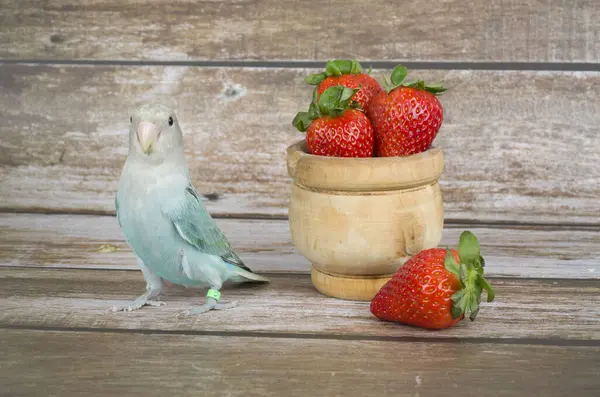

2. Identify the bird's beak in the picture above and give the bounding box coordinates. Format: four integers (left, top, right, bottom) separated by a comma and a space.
137, 121, 160, 154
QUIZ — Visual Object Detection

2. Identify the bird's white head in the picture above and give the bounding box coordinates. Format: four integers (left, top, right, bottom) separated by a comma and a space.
128, 103, 185, 164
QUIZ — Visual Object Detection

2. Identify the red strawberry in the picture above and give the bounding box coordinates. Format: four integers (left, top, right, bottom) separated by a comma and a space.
367, 65, 446, 157
304, 59, 383, 111
370, 231, 495, 330
292, 86, 374, 157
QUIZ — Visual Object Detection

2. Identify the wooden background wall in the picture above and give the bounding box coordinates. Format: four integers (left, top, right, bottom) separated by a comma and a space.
1, 0, 599, 277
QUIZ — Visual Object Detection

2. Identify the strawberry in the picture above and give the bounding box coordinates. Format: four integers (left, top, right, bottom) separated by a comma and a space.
370, 231, 495, 330
367, 65, 447, 157
292, 85, 374, 157
304, 59, 383, 112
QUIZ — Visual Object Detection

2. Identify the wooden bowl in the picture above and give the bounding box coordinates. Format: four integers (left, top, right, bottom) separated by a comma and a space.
286, 140, 445, 301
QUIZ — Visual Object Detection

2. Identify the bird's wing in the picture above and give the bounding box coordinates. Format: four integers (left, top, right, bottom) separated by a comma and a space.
167, 184, 251, 272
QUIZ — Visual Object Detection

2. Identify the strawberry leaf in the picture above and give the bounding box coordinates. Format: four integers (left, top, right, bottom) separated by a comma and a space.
304, 72, 327, 85
424, 81, 448, 94
469, 306, 480, 321
405, 80, 426, 90
458, 231, 481, 265
325, 61, 342, 76
478, 275, 496, 302
339, 86, 355, 102
444, 249, 460, 277
326, 59, 363, 75
311, 86, 319, 103
292, 111, 312, 132
451, 304, 464, 320
304, 59, 364, 86
382, 64, 448, 95
447, 231, 496, 322
291, 84, 359, 131
292, 91, 321, 132
307, 102, 319, 120
402, 79, 419, 87
390, 65, 408, 86
450, 286, 468, 319
451, 289, 465, 303
350, 59, 363, 74
459, 262, 468, 282
317, 85, 359, 117
382, 75, 391, 92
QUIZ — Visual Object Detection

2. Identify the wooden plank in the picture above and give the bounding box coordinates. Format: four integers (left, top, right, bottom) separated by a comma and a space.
0, 0, 598, 62
1, 268, 599, 340
2, 213, 599, 278
2, 330, 598, 397
1, 65, 599, 223
0, 213, 308, 273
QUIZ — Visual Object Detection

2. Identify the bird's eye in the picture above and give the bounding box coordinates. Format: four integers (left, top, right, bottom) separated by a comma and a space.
168, 117, 174, 126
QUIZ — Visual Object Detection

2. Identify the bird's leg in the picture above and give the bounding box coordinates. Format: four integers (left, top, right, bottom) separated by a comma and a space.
110, 257, 166, 312
177, 288, 237, 316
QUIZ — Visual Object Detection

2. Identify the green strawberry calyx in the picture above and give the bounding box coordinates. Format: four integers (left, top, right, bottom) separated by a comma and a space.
382, 65, 448, 95
292, 85, 360, 132
304, 59, 367, 85
444, 231, 496, 321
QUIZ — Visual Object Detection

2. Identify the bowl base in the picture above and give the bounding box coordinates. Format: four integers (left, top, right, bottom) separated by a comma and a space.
310, 266, 393, 301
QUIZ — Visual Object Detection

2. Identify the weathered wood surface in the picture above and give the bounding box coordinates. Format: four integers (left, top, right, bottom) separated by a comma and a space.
1, 0, 598, 63
2, 268, 599, 340
1, 65, 599, 223
1, 329, 599, 397
0, 213, 307, 273
2, 213, 599, 278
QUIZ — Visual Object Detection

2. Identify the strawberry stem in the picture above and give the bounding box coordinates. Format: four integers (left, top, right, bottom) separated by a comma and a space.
304, 59, 364, 85
444, 231, 495, 321
317, 85, 359, 117
383, 64, 448, 95
292, 85, 359, 132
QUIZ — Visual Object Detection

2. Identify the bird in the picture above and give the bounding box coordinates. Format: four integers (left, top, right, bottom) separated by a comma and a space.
111, 102, 269, 316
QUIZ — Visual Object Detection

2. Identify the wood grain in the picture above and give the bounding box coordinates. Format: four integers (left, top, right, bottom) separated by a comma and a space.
1, 329, 599, 397
1, 329, 597, 397
2, 268, 599, 340
0, 213, 307, 273
1, 65, 599, 223
2, 213, 599, 278
1, 0, 598, 62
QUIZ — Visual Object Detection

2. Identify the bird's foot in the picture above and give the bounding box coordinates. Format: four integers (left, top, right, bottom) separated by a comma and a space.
177, 294, 237, 317
109, 298, 166, 313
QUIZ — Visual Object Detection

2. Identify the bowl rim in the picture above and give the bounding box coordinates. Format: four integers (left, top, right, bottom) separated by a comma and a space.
286, 139, 444, 191
286, 139, 442, 163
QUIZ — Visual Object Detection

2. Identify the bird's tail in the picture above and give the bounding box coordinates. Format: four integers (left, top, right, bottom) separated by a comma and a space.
229, 266, 271, 283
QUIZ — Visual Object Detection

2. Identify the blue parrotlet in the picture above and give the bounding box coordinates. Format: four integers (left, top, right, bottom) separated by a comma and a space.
111, 103, 269, 316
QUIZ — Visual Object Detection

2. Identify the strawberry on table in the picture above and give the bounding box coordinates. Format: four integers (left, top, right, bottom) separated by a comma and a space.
304, 59, 383, 112
292, 85, 374, 158
367, 65, 447, 157
370, 231, 495, 330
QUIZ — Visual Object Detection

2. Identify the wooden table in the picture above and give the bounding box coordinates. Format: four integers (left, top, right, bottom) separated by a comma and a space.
2, 214, 599, 396
1, 0, 599, 395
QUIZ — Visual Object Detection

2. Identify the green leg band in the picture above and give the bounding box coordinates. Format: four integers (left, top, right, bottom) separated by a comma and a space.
206, 289, 221, 301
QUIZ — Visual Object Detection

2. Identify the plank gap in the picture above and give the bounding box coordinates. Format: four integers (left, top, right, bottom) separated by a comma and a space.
0, 58, 600, 72
1, 59, 599, 71
1, 324, 599, 347
3, 265, 594, 282
2, 209, 600, 231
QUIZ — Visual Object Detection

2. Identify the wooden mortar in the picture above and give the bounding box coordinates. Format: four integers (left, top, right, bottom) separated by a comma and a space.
286, 139, 445, 301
